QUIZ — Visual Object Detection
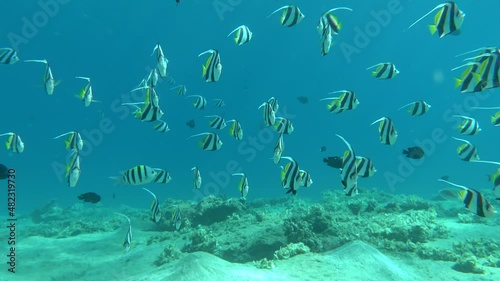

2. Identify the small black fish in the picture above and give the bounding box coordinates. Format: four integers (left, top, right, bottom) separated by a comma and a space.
175, 0, 180, 5
297, 96, 309, 104
440, 175, 449, 181
320, 146, 327, 152
186, 119, 196, 128
0, 163, 8, 180
403, 146, 424, 159
78, 192, 101, 203
323, 156, 343, 169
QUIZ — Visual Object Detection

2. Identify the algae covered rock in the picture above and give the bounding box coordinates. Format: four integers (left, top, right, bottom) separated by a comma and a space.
191, 196, 245, 226
154, 244, 183, 266
452, 255, 486, 274
183, 225, 219, 253
274, 242, 310, 260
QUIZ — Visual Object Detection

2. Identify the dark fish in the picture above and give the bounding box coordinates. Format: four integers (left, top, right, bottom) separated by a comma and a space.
403, 146, 424, 159
186, 119, 196, 128
320, 146, 327, 152
77, 192, 101, 203
297, 96, 309, 104
175, 0, 180, 5
440, 175, 449, 181
0, 163, 8, 180
323, 156, 343, 169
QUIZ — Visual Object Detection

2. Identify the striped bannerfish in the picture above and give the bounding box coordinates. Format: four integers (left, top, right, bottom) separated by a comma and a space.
320, 26, 332, 56
152, 43, 169, 78
273, 133, 285, 164
24, 59, 59, 95
452, 137, 479, 162
233, 173, 249, 200
317, 7, 353, 35
187, 95, 207, 110
321, 90, 359, 113
142, 188, 162, 223
191, 167, 202, 189
280, 156, 302, 195
145, 68, 158, 88
453, 115, 481, 135
267, 97, 279, 112
206, 115, 227, 130
0, 132, 24, 153
405, 2, 465, 38
112, 165, 158, 185
66, 149, 81, 187
370, 117, 398, 145
298, 170, 313, 188
198, 49, 222, 82
336, 134, 358, 196
274, 117, 294, 134
398, 100, 431, 116
188, 132, 223, 151
171, 206, 181, 230
227, 119, 243, 140
258, 101, 276, 127
0, 48, 19, 64
488, 168, 500, 200
452, 61, 487, 93
115, 213, 132, 252
122, 101, 164, 122
227, 25, 253, 46
454, 47, 499, 92
170, 85, 187, 96
267, 5, 305, 27
366, 62, 399, 79
75, 76, 95, 107
438, 179, 496, 218
53, 131, 83, 151
153, 120, 170, 133
153, 169, 172, 184
355, 156, 376, 178
213, 99, 225, 108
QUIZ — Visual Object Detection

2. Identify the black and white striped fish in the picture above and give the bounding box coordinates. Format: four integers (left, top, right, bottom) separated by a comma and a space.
317, 7, 353, 35
142, 188, 162, 223
170, 85, 187, 96
399, 100, 431, 116
453, 115, 481, 135
153, 120, 170, 133
367, 62, 399, 79
233, 173, 249, 200
280, 156, 302, 195
152, 43, 169, 78
406, 2, 465, 38
273, 133, 285, 164
53, 131, 83, 151
25, 59, 59, 95
274, 117, 294, 134
111, 165, 158, 185
371, 117, 397, 145
188, 132, 223, 151
0, 132, 24, 153
321, 90, 359, 113
122, 101, 164, 122
187, 95, 207, 110
66, 149, 81, 187
192, 166, 202, 189
171, 206, 181, 230
298, 170, 313, 188
227, 25, 253, 46
75, 76, 96, 107
258, 101, 276, 127
206, 115, 227, 130
227, 119, 243, 140
336, 134, 358, 196
0, 48, 19, 64
153, 169, 172, 184
453, 137, 479, 162
199, 49, 222, 82
438, 179, 496, 218
115, 213, 132, 252
267, 5, 305, 27
268, 97, 279, 112
355, 156, 376, 178
320, 26, 332, 56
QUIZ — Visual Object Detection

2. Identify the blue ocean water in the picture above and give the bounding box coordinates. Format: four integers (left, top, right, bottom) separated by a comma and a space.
1, 0, 499, 214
